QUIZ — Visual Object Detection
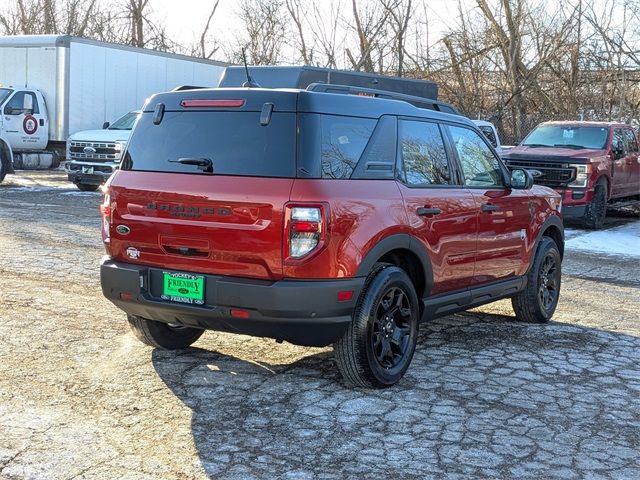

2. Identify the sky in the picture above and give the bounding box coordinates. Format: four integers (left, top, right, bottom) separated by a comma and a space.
149, 0, 456, 59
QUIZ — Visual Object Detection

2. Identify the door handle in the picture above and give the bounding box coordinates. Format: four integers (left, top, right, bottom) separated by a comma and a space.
417, 207, 442, 216
481, 203, 500, 212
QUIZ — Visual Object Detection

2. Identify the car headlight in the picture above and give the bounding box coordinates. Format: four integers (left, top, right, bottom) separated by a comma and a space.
114, 141, 127, 163
568, 164, 591, 188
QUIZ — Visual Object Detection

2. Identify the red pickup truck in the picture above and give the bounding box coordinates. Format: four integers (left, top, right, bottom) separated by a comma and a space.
502, 121, 640, 229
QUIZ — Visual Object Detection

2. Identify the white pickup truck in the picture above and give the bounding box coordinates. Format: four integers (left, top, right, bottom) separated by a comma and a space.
64, 111, 137, 191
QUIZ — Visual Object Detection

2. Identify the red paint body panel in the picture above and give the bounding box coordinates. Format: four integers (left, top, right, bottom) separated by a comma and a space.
108, 171, 293, 280
397, 184, 477, 294
286, 179, 409, 279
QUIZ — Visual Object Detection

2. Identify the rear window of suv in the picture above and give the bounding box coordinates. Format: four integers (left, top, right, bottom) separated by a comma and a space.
122, 111, 296, 177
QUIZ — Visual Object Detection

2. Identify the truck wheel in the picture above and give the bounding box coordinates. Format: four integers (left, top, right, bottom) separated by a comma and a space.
511, 237, 561, 323
334, 265, 419, 388
127, 315, 204, 349
0, 157, 6, 182
583, 181, 607, 229
76, 183, 100, 192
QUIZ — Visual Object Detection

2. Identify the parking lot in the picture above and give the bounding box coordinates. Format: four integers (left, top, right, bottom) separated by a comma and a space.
0, 170, 639, 479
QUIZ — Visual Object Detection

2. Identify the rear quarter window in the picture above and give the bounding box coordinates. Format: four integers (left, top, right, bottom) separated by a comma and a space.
320, 116, 376, 179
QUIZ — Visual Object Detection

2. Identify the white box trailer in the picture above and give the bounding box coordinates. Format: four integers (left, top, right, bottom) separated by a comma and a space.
0, 35, 226, 180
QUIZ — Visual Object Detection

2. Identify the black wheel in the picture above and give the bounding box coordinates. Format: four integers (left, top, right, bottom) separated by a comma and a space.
76, 183, 100, 192
334, 265, 419, 388
127, 315, 204, 349
583, 181, 607, 229
512, 237, 561, 323
0, 149, 8, 183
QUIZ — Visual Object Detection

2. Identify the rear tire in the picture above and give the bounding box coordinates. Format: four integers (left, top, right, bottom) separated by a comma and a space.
334, 265, 419, 388
511, 237, 561, 323
583, 181, 607, 229
76, 183, 100, 192
127, 315, 204, 349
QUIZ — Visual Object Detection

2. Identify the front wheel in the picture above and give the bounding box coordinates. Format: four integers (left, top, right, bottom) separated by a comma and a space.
334, 265, 419, 388
512, 237, 561, 323
583, 181, 607, 229
127, 315, 204, 349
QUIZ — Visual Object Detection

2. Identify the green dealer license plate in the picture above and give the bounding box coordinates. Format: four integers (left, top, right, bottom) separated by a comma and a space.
162, 272, 205, 305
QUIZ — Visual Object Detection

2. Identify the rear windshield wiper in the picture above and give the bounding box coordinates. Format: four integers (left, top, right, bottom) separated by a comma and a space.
168, 157, 213, 173
553, 144, 586, 149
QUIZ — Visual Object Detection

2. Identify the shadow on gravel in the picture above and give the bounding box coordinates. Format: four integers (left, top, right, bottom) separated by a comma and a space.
152, 313, 640, 479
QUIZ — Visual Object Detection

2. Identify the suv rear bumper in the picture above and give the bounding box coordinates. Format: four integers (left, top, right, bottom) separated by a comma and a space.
100, 258, 364, 347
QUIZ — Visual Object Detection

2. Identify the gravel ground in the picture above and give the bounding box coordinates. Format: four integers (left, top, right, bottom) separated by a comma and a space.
0, 170, 639, 480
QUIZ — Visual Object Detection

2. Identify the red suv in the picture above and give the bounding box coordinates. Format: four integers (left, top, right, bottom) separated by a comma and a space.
100, 83, 564, 387
503, 121, 640, 229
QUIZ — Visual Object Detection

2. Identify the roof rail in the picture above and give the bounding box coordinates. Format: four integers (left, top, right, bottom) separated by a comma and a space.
306, 83, 460, 115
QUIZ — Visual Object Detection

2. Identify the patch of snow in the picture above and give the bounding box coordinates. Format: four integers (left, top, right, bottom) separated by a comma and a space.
0, 186, 58, 192
61, 191, 101, 196
565, 221, 640, 258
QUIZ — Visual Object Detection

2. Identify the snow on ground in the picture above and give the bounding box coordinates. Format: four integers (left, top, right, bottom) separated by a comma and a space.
565, 221, 640, 258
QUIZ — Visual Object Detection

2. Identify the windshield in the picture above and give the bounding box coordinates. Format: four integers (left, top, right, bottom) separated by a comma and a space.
0, 88, 13, 105
522, 125, 609, 149
122, 111, 296, 177
108, 111, 139, 130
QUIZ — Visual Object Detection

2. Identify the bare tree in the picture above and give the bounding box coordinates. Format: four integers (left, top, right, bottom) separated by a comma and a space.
234, 0, 287, 65
195, 0, 221, 59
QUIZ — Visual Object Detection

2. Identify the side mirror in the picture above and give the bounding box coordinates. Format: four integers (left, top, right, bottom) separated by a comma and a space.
510, 168, 534, 190
102, 121, 110, 129
22, 94, 33, 113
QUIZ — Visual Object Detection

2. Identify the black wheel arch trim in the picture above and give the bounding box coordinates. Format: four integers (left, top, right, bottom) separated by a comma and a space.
535, 215, 564, 259
355, 233, 434, 298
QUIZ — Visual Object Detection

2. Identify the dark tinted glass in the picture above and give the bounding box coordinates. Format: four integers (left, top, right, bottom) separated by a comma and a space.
399, 120, 450, 186
320, 115, 376, 179
449, 125, 504, 187
5, 91, 39, 114
523, 125, 608, 149
122, 111, 296, 177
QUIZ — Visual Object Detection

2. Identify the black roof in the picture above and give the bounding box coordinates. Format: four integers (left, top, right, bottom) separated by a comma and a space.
143, 87, 473, 128
219, 66, 439, 101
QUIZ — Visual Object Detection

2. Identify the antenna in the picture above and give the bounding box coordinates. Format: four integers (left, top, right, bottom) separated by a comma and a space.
241, 48, 260, 88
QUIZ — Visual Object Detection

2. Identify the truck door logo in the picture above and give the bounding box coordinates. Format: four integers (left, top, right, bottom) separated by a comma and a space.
23, 115, 38, 135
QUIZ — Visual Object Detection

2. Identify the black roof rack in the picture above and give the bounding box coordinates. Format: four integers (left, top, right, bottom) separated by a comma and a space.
306, 83, 460, 115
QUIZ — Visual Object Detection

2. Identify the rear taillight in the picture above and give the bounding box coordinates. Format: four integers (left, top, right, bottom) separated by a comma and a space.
100, 191, 112, 245
285, 204, 328, 261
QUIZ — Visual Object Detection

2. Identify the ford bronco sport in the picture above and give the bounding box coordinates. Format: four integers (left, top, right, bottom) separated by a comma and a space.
503, 121, 640, 229
100, 80, 564, 388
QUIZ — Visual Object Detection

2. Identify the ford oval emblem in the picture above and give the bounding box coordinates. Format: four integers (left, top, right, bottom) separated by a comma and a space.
83, 146, 97, 154
116, 225, 131, 235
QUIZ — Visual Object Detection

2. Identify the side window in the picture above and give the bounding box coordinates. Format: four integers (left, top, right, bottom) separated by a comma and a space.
4, 91, 39, 115
613, 129, 625, 156
478, 126, 498, 148
320, 116, 376, 179
449, 125, 504, 187
399, 120, 451, 186
623, 129, 638, 153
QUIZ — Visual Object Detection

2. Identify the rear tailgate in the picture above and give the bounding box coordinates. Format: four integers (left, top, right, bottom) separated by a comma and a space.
106, 89, 297, 280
